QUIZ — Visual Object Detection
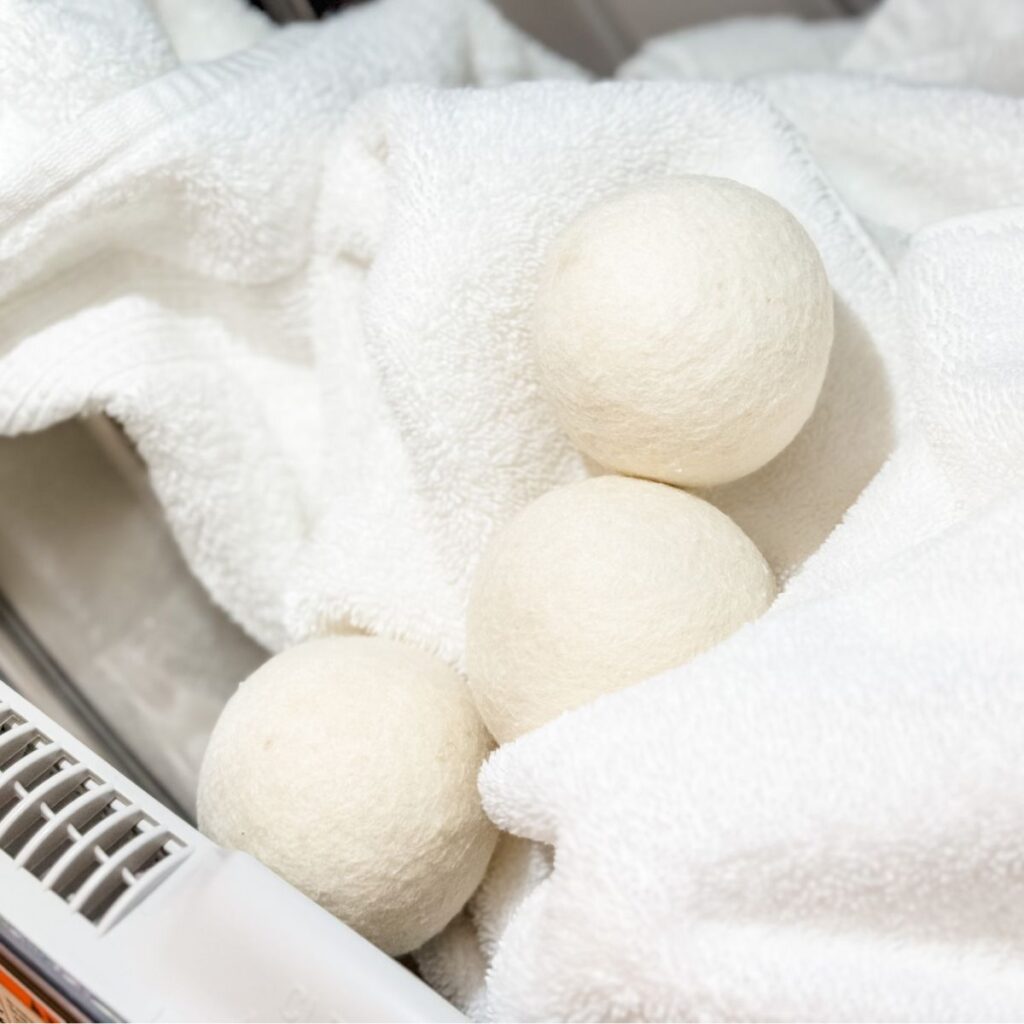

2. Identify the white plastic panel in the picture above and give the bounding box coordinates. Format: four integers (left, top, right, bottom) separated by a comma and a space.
0, 697, 190, 932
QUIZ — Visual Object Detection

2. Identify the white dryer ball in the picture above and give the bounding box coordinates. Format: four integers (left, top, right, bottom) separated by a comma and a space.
534, 176, 833, 487
197, 636, 497, 956
466, 475, 776, 742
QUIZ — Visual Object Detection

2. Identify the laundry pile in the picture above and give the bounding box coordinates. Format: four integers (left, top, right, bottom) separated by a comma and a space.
1, 0, 1023, 1019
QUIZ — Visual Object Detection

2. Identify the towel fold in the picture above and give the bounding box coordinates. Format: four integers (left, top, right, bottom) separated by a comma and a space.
451, 207, 1024, 1021
312, 75, 901, 663
0, 0, 577, 654
2, 0, 1023, 1019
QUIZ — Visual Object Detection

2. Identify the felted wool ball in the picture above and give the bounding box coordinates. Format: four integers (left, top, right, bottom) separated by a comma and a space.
466, 475, 776, 742
197, 636, 498, 956
534, 176, 833, 487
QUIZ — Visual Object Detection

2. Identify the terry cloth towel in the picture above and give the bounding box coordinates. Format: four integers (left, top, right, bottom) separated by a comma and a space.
0, 0, 579, 658
3, 0, 1024, 1019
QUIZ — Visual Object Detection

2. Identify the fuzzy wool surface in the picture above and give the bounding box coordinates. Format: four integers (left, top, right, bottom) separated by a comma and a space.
466, 476, 775, 742
534, 177, 833, 487
197, 636, 497, 956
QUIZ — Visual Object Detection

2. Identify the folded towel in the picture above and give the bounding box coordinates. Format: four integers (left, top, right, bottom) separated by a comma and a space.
2, 0, 1024, 1020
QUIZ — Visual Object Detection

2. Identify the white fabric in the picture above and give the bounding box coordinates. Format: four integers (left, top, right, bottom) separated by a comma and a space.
423, 6, 1024, 1021
454, 214, 1024, 1021
841, 0, 1024, 92
622, 15, 857, 82
2, 0, 1024, 1019
149, 0, 274, 63
0, 0, 578, 657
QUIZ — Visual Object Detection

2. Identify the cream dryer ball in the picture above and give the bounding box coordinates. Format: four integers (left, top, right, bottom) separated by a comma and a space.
466, 475, 776, 742
534, 176, 833, 487
197, 636, 497, 956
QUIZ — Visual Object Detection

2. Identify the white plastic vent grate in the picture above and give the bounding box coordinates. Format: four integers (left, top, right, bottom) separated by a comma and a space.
0, 698, 189, 932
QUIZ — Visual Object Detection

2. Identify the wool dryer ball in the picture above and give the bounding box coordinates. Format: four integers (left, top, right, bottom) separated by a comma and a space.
197, 636, 498, 956
466, 475, 776, 742
534, 176, 834, 487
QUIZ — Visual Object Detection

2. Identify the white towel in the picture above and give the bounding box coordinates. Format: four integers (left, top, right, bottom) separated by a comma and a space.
2, 0, 1024, 1019
620, 15, 857, 82
414, 5, 1024, 1021
150, 0, 274, 62
0, 0, 578, 656
437, 209, 1024, 1021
